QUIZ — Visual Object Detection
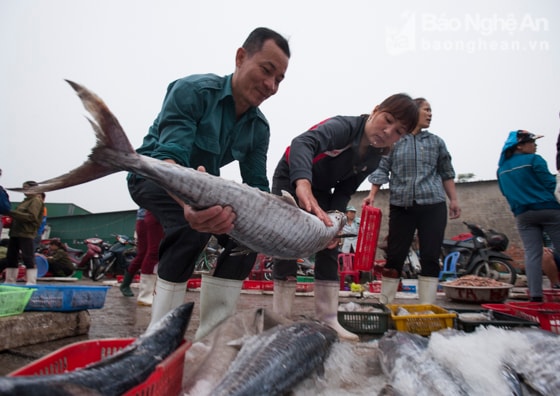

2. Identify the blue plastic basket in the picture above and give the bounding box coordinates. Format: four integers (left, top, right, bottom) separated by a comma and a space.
35, 254, 49, 278
19, 285, 110, 311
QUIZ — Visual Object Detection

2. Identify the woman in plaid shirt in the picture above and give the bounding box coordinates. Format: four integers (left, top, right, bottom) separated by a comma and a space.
365, 98, 461, 304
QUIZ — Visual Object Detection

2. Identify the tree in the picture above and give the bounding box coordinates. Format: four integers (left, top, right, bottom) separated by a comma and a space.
457, 173, 476, 183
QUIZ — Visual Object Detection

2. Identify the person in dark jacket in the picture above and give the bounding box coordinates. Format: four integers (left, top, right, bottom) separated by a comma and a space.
5, 181, 44, 285
270, 93, 418, 340
127, 27, 290, 339
497, 130, 560, 301
45, 239, 74, 277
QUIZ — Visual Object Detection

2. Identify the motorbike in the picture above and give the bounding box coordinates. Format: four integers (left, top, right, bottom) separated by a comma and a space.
377, 235, 421, 279
402, 246, 421, 279
194, 236, 223, 273
37, 237, 105, 279
262, 256, 315, 280
92, 234, 136, 281
441, 221, 517, 285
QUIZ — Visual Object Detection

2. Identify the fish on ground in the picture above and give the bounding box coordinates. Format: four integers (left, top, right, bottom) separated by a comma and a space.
183, 308, 389, 396
182, 308, 293, 395
377, 330, 473, 396
9, 80, 345, 259
0, 302, 194, 396
210, 320, 338, 396
423, 326, 560, 396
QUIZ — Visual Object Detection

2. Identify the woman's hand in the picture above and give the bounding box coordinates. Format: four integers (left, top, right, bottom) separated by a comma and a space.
294, 179, 333, 227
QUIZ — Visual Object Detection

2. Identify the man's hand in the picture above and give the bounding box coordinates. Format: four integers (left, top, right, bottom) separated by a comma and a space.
183, 204, 235, 234
180, 165, 236, 234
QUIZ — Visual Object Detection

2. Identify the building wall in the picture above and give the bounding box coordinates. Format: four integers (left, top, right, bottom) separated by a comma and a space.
348, 180, 525, 266
43, 211, 137, 250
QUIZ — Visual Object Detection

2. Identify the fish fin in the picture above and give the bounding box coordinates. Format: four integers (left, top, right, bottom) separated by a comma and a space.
229, 247, 255, 256
8, 160, 116, 194
226, 335, 250, 350
501, 363, 524, 396
7, 80, 135, 194
280, 190, 298, 207
65, 80, 136, 154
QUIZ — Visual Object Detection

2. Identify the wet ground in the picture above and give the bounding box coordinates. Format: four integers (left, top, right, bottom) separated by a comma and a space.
0, 276, 527, 376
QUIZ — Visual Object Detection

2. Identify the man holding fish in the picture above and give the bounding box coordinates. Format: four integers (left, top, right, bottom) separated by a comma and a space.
127, 27, 291, 336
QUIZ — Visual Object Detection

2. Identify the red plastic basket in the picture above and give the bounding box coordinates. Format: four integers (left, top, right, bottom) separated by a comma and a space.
543, 289, 560, 303
242, 280, 263, 290
481, 303, 517, 315
187, 278, 202, 290
505, 302, 560, 334
354, 206, 382, 271
9, 338, 191, 395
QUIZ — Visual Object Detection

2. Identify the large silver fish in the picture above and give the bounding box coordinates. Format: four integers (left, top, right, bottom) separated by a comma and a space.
1, 302, 193, 396
10, 80, 345, 259
210, 320, 338, 396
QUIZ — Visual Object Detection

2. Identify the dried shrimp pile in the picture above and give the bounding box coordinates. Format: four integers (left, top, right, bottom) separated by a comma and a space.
445, 275, 506, 287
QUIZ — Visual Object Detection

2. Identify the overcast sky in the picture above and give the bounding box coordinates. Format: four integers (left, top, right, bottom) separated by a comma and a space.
1, 0, 559, 213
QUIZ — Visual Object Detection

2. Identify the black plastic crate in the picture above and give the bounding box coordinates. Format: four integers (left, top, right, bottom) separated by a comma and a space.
455, 309, 539, 333
338, 302, 391, 334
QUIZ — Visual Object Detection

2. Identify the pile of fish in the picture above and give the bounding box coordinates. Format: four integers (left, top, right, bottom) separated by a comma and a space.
183, 308, 338, 396
10, 80, 345, 259
378, 328, 560, 396
0, 302, 193, 396
188, 309, 560, 396
211, 321, 338, 395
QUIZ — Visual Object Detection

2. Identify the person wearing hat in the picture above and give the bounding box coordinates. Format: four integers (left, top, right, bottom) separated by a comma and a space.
340, 206, 360, 253
497, 130, 560, 302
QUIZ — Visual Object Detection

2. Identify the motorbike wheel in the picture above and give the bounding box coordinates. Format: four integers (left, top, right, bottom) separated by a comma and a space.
92, 257, 115, 281
471, 258, 517, 285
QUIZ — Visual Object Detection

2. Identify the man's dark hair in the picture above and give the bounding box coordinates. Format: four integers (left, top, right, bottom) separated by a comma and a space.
243, 27, 290, 58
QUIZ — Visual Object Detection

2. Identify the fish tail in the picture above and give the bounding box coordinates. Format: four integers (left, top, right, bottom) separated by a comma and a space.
9, 80, 136, 194
65, 79, 136, 155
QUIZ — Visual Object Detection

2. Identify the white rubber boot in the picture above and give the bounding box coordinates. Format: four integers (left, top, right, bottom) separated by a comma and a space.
4, 268, 19, 284
25, 268, 37, 285
314, 280, 359, 341
272, 279, 297, 318
380, 277, 400, 304
137, 274, 157, 306
418, 275, 439, 305
148, 276, 186, 329
194, 274, 243, 341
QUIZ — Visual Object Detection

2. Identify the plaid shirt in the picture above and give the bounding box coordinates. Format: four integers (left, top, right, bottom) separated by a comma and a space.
368, 130, 455, 207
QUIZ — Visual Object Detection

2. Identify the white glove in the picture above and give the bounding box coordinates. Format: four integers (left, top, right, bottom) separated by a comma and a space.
555, 174, 560, 203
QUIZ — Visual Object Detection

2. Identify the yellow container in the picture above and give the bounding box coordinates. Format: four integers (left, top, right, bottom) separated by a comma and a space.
387, 304, 456, 336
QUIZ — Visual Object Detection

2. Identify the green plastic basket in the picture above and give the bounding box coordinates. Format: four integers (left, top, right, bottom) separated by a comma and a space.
0, 285, 36, 317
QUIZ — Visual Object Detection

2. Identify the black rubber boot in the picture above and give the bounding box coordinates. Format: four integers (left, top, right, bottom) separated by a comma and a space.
119, 272, 135, 297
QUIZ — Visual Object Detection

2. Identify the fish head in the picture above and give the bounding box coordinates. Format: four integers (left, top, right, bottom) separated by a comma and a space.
327, 211, 346, 231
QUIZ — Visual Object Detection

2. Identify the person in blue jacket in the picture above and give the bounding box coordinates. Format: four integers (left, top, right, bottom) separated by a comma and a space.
497, 130, 560, 301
